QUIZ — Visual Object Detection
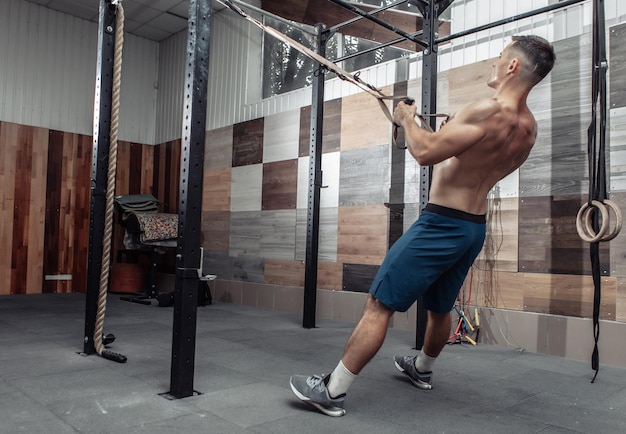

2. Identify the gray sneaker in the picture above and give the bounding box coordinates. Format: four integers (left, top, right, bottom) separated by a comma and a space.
394, 355, 433, 390
289, 374, 346, 417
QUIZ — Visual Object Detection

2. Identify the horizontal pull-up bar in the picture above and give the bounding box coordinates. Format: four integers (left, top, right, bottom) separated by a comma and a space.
327, 0, 429, 48
437, 0, 587, 44
329, 0, 410, 32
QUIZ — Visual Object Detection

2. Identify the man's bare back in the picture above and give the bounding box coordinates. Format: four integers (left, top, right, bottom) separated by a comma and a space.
393, 39, 545, 215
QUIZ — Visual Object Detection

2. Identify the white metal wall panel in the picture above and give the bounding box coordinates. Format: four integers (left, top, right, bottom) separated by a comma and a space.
155, 30, 186, 144
0, 0, 158, 144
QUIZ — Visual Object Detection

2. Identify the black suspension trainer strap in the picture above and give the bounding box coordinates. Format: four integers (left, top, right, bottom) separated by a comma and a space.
588, 0, 607, 383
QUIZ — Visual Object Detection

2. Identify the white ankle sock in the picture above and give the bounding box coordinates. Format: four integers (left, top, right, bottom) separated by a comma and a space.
327, 360, 356, 398
414, 350, 436, 373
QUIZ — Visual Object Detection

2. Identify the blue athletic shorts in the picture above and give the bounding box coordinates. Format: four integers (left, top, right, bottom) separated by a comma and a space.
369, 203, 486, 314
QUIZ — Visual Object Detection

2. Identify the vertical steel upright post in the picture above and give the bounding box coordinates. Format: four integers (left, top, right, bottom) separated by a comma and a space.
168, 0, 211, 399
303, 24, 327, 329
414, 0, 440, 349
84, 0, 116, 355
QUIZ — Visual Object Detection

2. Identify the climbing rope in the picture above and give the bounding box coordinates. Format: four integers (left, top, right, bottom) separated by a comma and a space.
94, 0, 127, 363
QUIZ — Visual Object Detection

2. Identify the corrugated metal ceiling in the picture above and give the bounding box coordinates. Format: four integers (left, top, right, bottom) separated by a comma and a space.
24, 0, 226, 41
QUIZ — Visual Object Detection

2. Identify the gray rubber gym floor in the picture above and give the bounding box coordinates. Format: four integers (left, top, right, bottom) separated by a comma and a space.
1, 293, 625, 433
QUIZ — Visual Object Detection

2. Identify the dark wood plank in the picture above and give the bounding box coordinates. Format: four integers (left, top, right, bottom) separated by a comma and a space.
43, 130, 64, 293
342, 263, 379, 293
262, 159, 298, 210
233, 118, 264, 167
11, 125, 34, 294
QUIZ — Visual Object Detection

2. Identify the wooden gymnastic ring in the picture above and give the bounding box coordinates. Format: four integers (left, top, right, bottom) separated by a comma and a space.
595, 199, 622, 241
576, 200, 609, 243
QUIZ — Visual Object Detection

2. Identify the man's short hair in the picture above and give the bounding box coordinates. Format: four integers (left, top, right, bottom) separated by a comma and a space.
511, 35, 556, 82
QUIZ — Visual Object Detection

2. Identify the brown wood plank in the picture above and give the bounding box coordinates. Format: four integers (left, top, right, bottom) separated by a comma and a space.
141, 144, 155, 195
115, 140, 131, 196
264, 259, 304, 286
26, 126, 49, 294
129, 142, 143, 193
203, 168, 231, 212
0, 122, 15, 294
337, 205, 388, 265
340, 87, 392, 151
317, 261, 343, 291
71, 133, 92, 293
522, 273, 616, 320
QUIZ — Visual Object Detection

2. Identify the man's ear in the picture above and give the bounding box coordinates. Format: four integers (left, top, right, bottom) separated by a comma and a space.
508, 58, 521, 74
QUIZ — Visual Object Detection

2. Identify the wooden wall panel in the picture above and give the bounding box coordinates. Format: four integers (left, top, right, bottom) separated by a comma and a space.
140, 144, 155, 194
71, 134, 93, 293
340, 87, 391, 151
262, 159, 297, 210
339, 144, 390, 206
263, 109, 300, 163
26, 127, 50, 294
618, 278, 626, 323
518, 195, 609, 275
522, 273, 616, 320
205, 125, 233, 170
43, 130, 64, 293
229, 211, 263, 257
448, 60, 492, 115
343, 263, 379, 293
317, 261, 343, 291
259, 210, 297, 260
232, 118, 263, 167
264, 259, 304, 286
475, 198, 519, 273
201, 211, 230, 253
295, 208, 338, 262
0, 122, 16, 294
299, 99, 342, 156
152, 139, 180, 213
610, 106, 626, 191
11, 124, 35, 294
0, 120, 160, 295
2, 124, 49, 294
521, 36, 590, 197
203, 168, 231, 212
231, 164, 262, 212
609, 192, 626, 277
610, 23, 626, 109
337, 205, 388, 265
232, 255, 264, 283
115, 141, 131, 195
42, 130, 92, 293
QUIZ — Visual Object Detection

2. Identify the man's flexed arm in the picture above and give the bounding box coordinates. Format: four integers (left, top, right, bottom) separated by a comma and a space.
393, 99, 499, 166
